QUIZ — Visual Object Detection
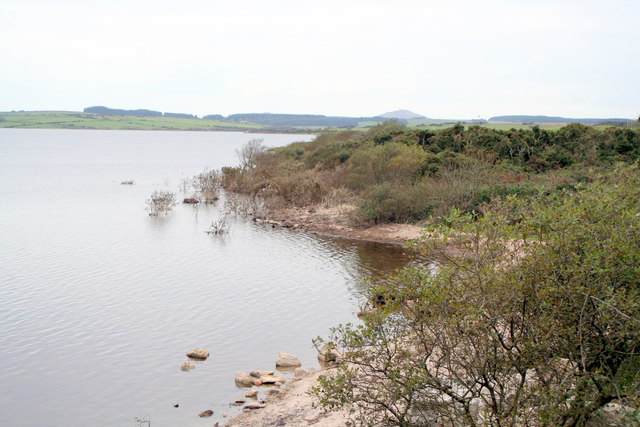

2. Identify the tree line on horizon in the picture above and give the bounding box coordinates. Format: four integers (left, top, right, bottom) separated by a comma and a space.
82, 106, 400, 127
81, 106, 638, 128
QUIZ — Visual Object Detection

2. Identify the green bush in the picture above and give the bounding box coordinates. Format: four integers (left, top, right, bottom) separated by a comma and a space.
313, 164, 640, 426
344, 142, 427, 189
357, 183, 432, 223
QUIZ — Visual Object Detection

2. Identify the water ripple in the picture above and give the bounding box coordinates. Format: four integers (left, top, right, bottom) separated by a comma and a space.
0, 129, 413, 427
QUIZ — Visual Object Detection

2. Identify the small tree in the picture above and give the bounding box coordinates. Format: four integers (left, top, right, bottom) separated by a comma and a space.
191, 169, 221, 203
236, 138, 267, 171
146, 191, 177, 216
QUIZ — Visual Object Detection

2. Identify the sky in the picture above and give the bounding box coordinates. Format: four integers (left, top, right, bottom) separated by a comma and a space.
1, 0, 638, 119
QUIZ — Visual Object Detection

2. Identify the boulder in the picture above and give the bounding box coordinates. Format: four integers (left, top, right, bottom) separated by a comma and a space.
294, 368, 312, 378
317, 344, 341, 363
245, 403, 266, 410
235, 372, 254, 387
183, 198, 199, 204
180, 361, 195, 372
186, 347, 209, 360
244, 390, 258, 399
275, 352, 301, 368
257, 374, 285, 384
198, 410, 214, 418
249, 370, 274, 378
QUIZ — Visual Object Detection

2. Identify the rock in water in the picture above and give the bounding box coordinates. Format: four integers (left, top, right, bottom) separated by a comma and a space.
180, 361, 196, 372
186, 347, 210, 360
235, 372, 255, 387
198, 410, 214, 417
249, 370, 274, 378
245, 390, 258, 399
257, 374, 285, 384
245, 403, 266, 410
275, 352, 301, 368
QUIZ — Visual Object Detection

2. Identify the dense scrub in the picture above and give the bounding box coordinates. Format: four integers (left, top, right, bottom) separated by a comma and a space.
312, 164, 640, 426
222, 121, 640, 224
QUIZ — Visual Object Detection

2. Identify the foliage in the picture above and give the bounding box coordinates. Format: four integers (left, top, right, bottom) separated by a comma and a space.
220, 121, 640, 225
191, 169, 221, 203
146, 191, 177, 216
357, 182, 432, 224
312, 164, 640, 426
344, 142, 427, 189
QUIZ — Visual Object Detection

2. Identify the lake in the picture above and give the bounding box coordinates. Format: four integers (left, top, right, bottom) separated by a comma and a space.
0, 129, 413, 426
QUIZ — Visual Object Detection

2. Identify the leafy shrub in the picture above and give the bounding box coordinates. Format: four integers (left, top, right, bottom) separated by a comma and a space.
344, 142, 427, 189
313, 164, 640, 426
357, 183, 432, 223
267, 167, 327, 207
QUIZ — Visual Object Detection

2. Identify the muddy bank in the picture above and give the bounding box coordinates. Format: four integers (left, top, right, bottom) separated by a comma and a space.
254, 204, 423, 245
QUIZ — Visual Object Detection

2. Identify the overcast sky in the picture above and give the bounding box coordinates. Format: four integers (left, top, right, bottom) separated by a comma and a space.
1, 0, 638, 119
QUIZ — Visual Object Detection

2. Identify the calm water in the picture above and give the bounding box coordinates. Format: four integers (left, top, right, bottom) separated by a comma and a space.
0, 129, 413, 426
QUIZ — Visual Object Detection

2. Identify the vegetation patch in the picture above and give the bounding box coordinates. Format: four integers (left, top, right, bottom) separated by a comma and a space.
312, 164, 640, 426
221, 120, 640, 226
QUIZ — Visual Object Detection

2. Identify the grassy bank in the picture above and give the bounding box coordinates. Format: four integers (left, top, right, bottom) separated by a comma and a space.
0, 111, 264, 131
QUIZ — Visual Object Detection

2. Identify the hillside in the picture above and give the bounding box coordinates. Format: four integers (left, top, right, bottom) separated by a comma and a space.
489, 115, 634, 124
224, 113, 389, 127
377, 109, 427, 119
0, 111, 261, 131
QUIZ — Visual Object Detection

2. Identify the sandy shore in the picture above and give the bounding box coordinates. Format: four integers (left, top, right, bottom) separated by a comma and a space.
255, 204, 423, 245
225, 369, 347, 427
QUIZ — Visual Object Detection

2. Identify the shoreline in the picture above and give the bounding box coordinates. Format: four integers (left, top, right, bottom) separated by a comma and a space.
225, 206, 422, 426
225, 368, 347, 427
254, 204, 424, 246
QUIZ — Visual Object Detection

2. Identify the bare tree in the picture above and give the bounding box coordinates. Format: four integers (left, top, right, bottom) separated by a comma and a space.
236, 138, 266, 171
191, 169, 221, 203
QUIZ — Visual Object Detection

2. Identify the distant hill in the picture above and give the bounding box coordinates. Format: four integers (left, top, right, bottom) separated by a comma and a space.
84, 106, 197, 119
489, 115, 633, 124
225, 113, 391, 127
377, 110, 427, 120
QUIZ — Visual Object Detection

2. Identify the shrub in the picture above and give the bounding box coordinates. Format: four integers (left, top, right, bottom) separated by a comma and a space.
191, 169, 221, 203
312, 164, 640, 426
357, 183, 432, 224
267, 167, 327, 207
344, 142, 427, 190
146, 191, 177, 216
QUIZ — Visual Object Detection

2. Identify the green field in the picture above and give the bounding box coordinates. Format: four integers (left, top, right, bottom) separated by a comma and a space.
1, 111, 620, 133
0, 111, 264, 131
